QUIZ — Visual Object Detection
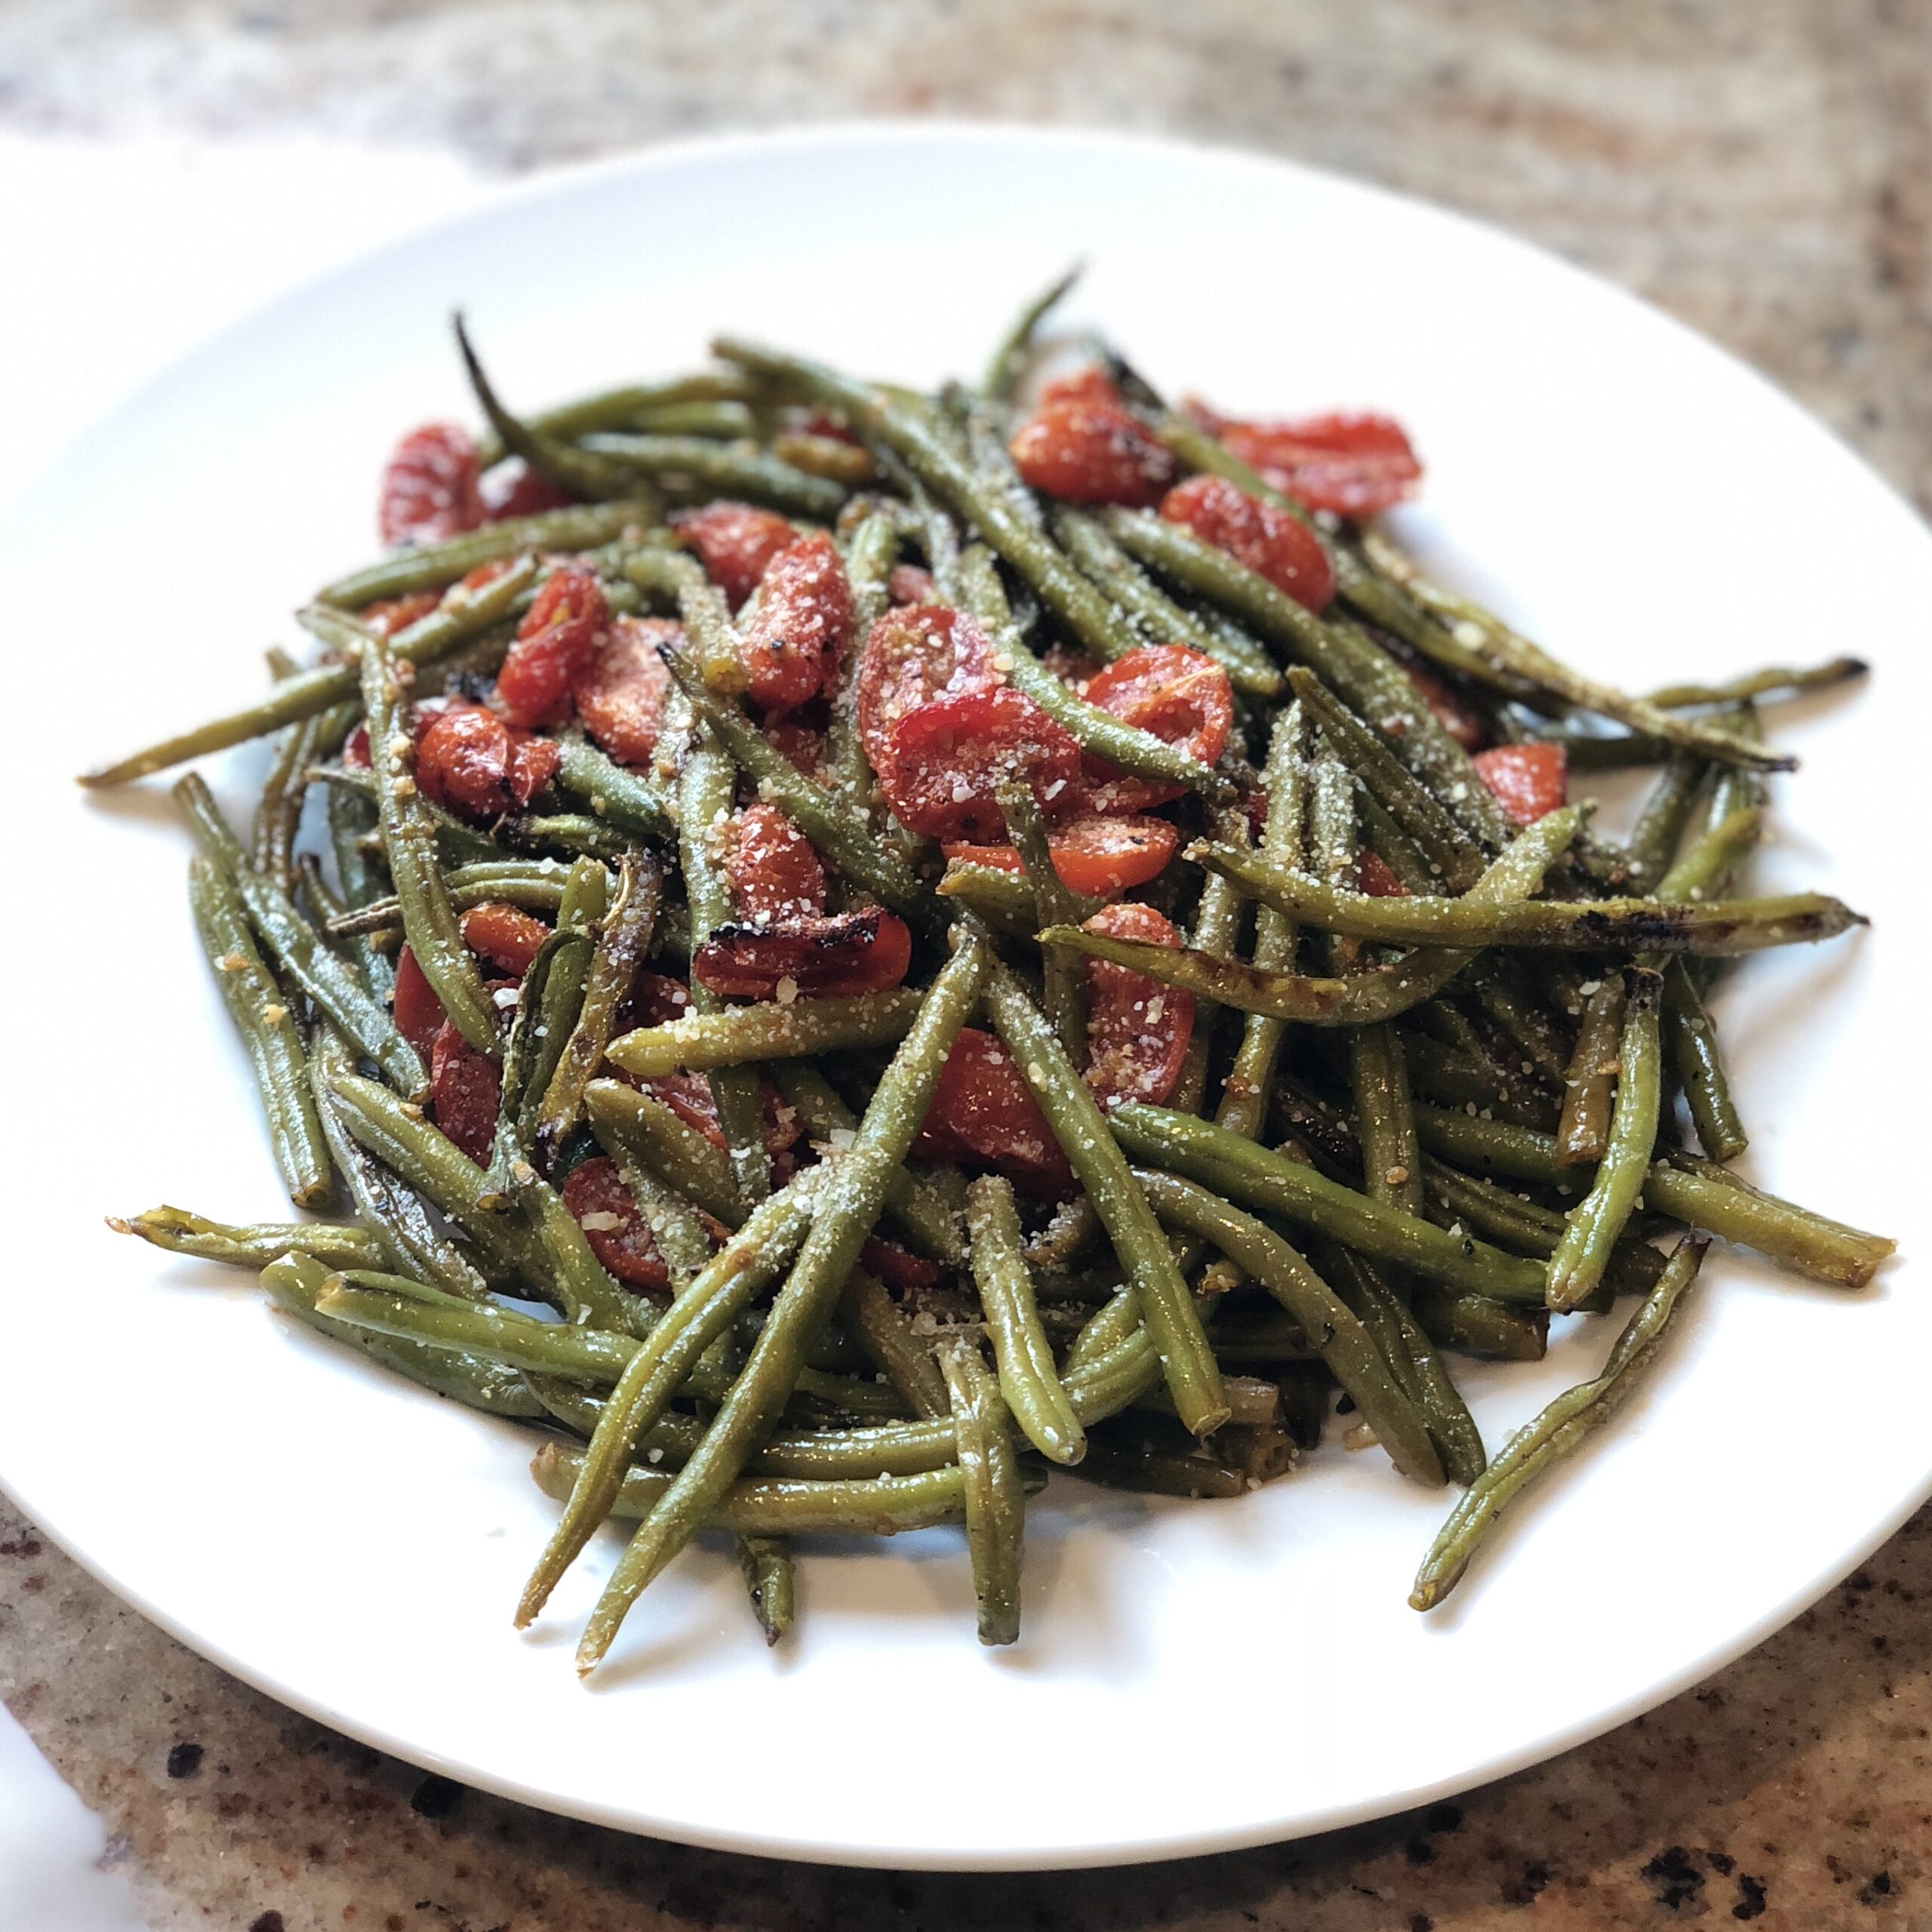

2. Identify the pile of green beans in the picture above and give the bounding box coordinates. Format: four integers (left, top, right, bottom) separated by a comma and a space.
91, 278, 1894, 1661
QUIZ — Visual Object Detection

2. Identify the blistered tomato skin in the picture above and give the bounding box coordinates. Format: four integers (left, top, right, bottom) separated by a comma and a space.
571, 614, 676, 767
457, 902, 551, 977
639, 1073, 802, 1158
725, 803, 828, 925
414, 704, 561, 820
670, 500, 796, 611
740, 533, 852, 716
429, 1021, 501, 1164
1473, 743, 1567, 826
1008, 370, 1177, 508
480, 457, 574, 521
1356, 851, 1412, 899
359, 590, 441, 638
859, 1236, 943, 1293
943, 813, 1179, 898
561, 1158, 672, 1294
914, 1028, 1073, 1195
887, 563, 937, 606
855, 605, 998, 786
1160, 473, 1336, 613
497, 566, 609, 729
1081, 903, 1193, 1109
1078, 645, 1235, 813
1401, 657, 1487, 753
379, 423, 484, 547
392, 946, 447, 1057
1192, 404, 1423, 517
881, 686, 1084, 841
693, 908, 913, 1000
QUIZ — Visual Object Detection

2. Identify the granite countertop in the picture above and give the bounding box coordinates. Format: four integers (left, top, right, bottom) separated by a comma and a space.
2, 2, 1928, 1924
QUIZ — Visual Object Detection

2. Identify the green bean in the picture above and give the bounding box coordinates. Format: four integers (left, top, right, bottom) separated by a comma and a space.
177, 773, 426, 1094
530, 1441, 987, 1536
714, 337, 1156, 670
737, 1537, 794, 1644
252, 701, 335, 888
1075, 1443, 1251, 1500
552, 737, 675, 841
660, 645, 939, 928
1187, 848, 1863, 958
936, 860, 1035, 934
1547, 969, 1663, 1312
1112, 1103, 1546, 1301
965, 1175, 1085, 1466
1217, 705, 1307, 1137
502, 812, 639, 863
1664, 958, 1746, 1161
1352, 1023, 1424, 1217
1657, 806, 1763, 905
1411, 1107, 1895, 1289
979, 955, 1228, 1435
534, 854, 660, 1152
318, 503, 656, 611
1134, 1171, 1441, 1484
585, 1076, 744, 1229
474, 371, 761, 467
356, 629, 499, 1054
1642, 656, 1868, 709
576, 931, 990, 1670
187, 856, 331, 1208
1407, 1285, 1550, 1361
1050, 506, 1284, 697
623, 544, 746, 693
768, 1063, 965, 1264
607, 987, 925, 1077
982, 263, 1081, 400
515, 1172, 824, 1627
580, 432, 845, 519
1466, 958, 1571, 1089
261, 1254, 545, 1419
112, 1205, 384, 1272
1625, 753, 1708, 894
628, 399, 759, 438
995, 777, 1092, 1061
1401, 1032, 1558, 1132
1412, 1235, 1709, 1609
938, 1340, 1026, 1645
1422, 1158, 1568, 1257
823, 509, 903, 804
325, 774, 394, 997
839, 1266, 949, 1420
506, 861, 604, 1154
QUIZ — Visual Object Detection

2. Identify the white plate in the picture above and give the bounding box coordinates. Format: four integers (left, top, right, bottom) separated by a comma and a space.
0, 125, 1922, 1872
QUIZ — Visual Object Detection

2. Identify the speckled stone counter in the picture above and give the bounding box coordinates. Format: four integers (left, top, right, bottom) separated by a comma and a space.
3, 3, 1929, 1924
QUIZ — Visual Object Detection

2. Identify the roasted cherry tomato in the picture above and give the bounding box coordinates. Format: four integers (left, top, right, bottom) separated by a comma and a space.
429, 1020, 500, 1164
1356, 851, 1412, 898
378, 422, 483, 547
342, 723, 372, 771
1472, 742, 1567, 826
887, 562, 937, 606
860, 1235, 943, 1292
881, 686, 1083, 841
392, 945, 447, 1057
740, 533, 852, 716
724, 802, 827, 924
1189, 403, 1422, 517
669, 500, 796, 610
1401, 657, 1487, 753
764, 719, 826, 777
1081, 902, 1192, 1108
414, 703, 560, 821
855, 605, 998, 786
1078, 644, 1235, 812
943, 812, 1179, 897
913, 1028, 1073, 1195
1159, 473, 1335, 614
615, 971, 694, 1032
457, 901, 550, 977
359, 590, 441, 638
479, 457, 574, 521
640, 1072, 803, 1157
1008, 368, 1177, 508
561, 1157, 672, 1293
497, 566, 609, 729
571, 614, 675, 767
693, 906, 912, 1000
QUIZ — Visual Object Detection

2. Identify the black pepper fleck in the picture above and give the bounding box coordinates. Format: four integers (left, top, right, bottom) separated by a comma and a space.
249, 1915, 286, 1932
1640, 1844, 1706, 1912
411, 1773, 464, 1820
1424, 1802, 1463, 1834
1733, 1874, 1768, 1919
1859, 1871, 1894, 1905
165, 1742, 204, 1780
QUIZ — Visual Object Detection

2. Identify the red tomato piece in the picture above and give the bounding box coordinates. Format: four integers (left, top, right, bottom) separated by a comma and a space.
887, 563, 937, 606
881, 686, 1083, 841
414, 703, 560, 821
457, 901, 551, 978
693, 907, 912, 999
1356, 851, 1412, 898
640, 1072, 803, 1157
1078, 644, 1235, 812
616, 971, 693, 1033
392, 946, 447, 1057
360, 590, 441, 638
943, 812, 1179, 897
429, 1021, 500, 1164
479, 457, 574, 521
1472, 743, 1567, 826
669, 500, 796, 611
378, 422, 483, 547
855, 605, 999, 786
1191, 403, 1422, 517
1159, 474, 1335, 614
740, 533, 852, 716
561, 1157, 672, 1293
764, 719, 826, 778
860, 1235, 943, 1293
1401, 657, 1487, 753
1081, 903, 1193, 1109
724, 802, 827, 924
913, 1028, 1073, 1195
571, 614, 675, 767
342, 723, 371, 771
1008, 369, 1177, 508
497, 565, 609, 729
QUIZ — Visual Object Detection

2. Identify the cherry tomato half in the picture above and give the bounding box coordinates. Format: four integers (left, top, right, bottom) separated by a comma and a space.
1078, 644, 1234, 812
692, 907, 912, 1000
429, 1020, 500, 1164
392, 946, 447, 1057
561, 1157, 672, 1294
571, 614, 675, 767
1191, 404, 1422, 517
669, 500, 796, 611
457, 901, 551, 978
913, 1028, 1073, 1196
740, 533, 852, 717
881, 685, 1083, 841
1081, 902, 1192, 1109
855, 605, 998, 788
942, 812, 1179, 897
497, 565, 608, 729
725, 803, 827, 924
1008, 368, 1176, 508
1159, 473, 1334, 614
1472, 743, 1567, 826
414, 704, 560, 821
378, 422, 482, 547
